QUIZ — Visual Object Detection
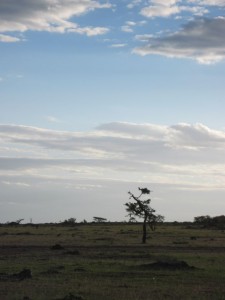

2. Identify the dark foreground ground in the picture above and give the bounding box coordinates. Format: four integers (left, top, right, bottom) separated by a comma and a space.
0, 223, 225, 300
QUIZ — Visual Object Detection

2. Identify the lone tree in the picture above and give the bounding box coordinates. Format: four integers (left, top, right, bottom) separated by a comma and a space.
125, 187, 164, 244
93, 216, 107, 223
7, 219, 24, 226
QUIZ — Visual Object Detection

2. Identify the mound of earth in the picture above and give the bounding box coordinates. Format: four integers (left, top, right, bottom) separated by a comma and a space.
12, 268, 32, 280
56, 293, 84, 300
50, 244, 64, 250
0, 268, 32, 281
140, 260, 195, 270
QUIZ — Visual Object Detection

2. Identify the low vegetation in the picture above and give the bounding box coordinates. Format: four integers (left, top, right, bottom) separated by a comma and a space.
0, 221, 225, 300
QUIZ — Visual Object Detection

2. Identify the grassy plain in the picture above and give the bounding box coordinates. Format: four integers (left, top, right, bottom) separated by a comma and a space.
0, 223, 225, 300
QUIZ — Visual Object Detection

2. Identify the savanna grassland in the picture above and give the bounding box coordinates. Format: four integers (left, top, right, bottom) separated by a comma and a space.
0, 223, 225, 300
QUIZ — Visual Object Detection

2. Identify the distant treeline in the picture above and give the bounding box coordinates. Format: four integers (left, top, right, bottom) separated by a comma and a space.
193, 215, 225, 229
1, 215, 225, 229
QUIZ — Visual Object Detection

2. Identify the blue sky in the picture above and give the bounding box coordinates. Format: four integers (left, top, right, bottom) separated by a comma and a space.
0, 0, 225, 223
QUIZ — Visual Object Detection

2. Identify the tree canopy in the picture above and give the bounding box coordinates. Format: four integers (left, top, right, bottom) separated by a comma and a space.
125, 188, 164, 243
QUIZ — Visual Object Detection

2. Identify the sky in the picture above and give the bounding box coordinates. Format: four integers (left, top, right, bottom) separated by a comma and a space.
0, 0, 225, 223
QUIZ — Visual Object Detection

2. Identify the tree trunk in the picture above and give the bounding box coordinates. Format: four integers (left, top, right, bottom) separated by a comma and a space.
142, 216, 147, 244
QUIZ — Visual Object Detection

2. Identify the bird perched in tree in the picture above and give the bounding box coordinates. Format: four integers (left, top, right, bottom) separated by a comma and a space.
138, 187, 152, 194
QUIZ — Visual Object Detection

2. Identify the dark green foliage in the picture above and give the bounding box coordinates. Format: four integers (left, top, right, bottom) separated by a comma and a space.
93, 217, 107, 223
61, 218, 77, 226
194, 215, 225, 229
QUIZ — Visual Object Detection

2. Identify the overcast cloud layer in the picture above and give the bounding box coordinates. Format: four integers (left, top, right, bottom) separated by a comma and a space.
0, 0, 225, 63
1, 122, 225, 187
1, 122, 225, 222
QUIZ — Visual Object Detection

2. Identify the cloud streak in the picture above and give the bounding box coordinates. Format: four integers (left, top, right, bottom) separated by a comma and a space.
0, 34, 21, 42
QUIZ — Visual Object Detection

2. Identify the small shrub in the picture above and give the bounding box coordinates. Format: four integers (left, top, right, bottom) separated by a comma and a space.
50, 244, 64, 250
58, 293, 84, 300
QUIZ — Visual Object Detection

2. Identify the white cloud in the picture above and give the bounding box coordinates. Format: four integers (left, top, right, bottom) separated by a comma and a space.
68, 26, 109, 36
152, 0, 180, 4
45, 116, 62, 123
0, 0, 111, 41
190, 0, 225, 6
121, 21, 137, 33
121, 20, 147, 34
126, 21, 137, 26
0, 34, 21, 42
183, 5, 208, 15
141, 4, 181, 18
134, 18, 225, 64
135, 34, 155, 41
121, 25, 134, 33
110, 43, 127, 48
127, 0, 142, 9
0, 74, 24, 85
1, 122, 225, 155
140, 0, 208, 18
2, 180, 30, 187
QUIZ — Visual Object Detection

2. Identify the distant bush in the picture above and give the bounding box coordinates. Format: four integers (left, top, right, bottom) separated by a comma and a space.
93, 217, 107, 223
61, 218, 77, 226
194, 215, 225, 229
